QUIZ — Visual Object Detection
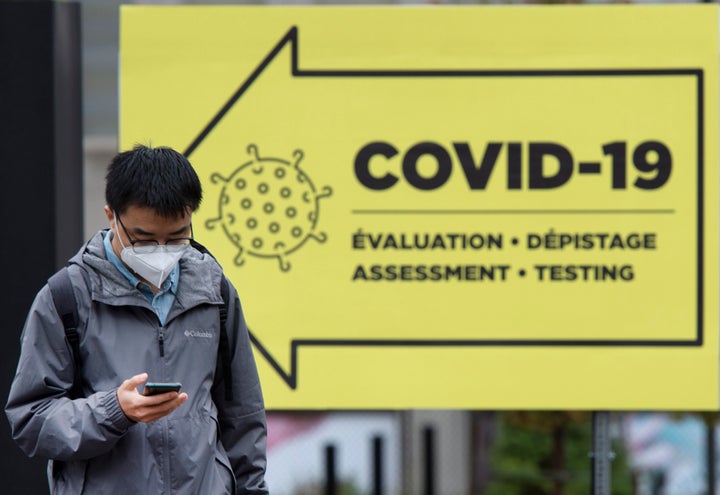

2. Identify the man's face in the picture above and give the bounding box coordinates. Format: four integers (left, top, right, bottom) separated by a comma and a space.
104, 204, 193, 259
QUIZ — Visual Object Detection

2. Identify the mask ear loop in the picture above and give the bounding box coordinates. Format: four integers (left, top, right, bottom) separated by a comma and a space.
112, 211, 129, 251
111, 213, 139, 277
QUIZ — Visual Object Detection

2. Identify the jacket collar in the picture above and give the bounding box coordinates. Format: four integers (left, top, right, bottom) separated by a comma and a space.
72, 230, 224, 314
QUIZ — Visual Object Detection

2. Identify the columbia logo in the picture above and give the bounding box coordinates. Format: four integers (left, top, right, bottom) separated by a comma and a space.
184, 330, 214, 339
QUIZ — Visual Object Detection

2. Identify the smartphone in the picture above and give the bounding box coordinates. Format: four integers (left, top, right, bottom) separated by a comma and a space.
142, 382, 182, 396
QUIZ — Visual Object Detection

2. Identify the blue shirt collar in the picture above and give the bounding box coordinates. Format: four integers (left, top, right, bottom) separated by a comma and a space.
103, 230, 179, 294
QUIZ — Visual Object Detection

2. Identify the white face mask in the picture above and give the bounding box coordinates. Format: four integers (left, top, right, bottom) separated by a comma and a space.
114, 219, 188, 288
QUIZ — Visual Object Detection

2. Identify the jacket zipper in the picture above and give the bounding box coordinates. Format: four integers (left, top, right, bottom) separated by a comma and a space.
150, 294, 189, 494
158, 324, 170, 493
158, 327, 165, 357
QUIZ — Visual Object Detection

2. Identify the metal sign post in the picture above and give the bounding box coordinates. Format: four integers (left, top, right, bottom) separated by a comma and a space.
591, 411, 614, 495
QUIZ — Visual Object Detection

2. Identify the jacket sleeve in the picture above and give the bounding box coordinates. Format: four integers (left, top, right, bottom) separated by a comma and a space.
4, 285, 135, 461
213, 278, 269, 495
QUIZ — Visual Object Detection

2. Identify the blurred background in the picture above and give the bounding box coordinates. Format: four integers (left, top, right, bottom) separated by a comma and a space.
3, 0, 718, 494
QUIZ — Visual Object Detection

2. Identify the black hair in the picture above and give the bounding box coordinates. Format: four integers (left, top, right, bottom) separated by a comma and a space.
105, 144, 202, 217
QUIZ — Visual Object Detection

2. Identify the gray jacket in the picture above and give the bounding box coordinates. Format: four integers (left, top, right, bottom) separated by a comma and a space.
5, 231, 268, 494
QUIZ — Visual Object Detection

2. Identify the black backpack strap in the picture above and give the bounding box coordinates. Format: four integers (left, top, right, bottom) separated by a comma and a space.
218, 276, 233, 401
191, 240, 234, 401
47, 267, 82, 399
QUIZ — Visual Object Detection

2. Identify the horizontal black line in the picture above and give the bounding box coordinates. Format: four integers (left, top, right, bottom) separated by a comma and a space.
293, 339, 700, 347
352, 209, 676, 215
295, 69, 701, 78
579, 162, 601, 174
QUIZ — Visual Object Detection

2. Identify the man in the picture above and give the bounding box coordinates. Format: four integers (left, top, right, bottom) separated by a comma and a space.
5, 145, 268, 494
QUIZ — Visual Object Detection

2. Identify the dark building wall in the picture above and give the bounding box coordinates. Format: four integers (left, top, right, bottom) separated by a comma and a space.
0, 2, 83, 493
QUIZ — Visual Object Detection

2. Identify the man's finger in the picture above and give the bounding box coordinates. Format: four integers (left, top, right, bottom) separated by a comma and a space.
120, 373, 148, 391
141, 391, 181, 406
137, 393, 188, 422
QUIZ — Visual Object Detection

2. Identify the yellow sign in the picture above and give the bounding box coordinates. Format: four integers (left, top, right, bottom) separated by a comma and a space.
120, 5, 719, 410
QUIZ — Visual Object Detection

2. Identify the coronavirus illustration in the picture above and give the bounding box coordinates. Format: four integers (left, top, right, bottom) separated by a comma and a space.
206, 144, 332, 271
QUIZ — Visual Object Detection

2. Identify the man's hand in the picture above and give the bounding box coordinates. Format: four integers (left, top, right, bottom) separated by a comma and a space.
117, 373, 188, 423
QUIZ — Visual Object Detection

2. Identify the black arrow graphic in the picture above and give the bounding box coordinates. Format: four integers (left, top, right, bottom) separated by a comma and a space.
185, 26, 704, 390
184, 26, 703, 158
